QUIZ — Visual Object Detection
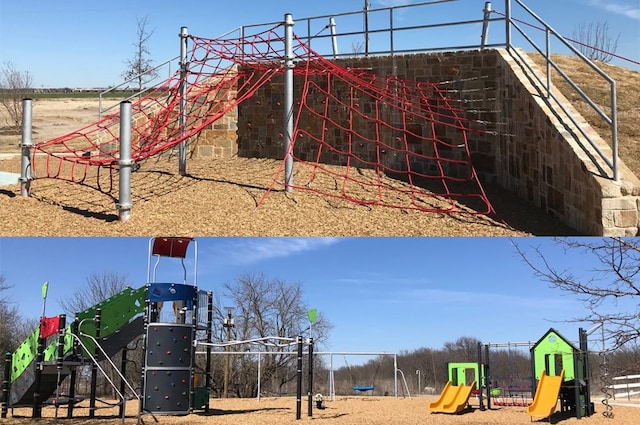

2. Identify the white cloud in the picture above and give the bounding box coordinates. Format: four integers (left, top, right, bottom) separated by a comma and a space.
590, 0, 640, 20
209, 237, 341, 266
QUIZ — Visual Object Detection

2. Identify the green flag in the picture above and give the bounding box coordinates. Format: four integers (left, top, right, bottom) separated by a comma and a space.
307, 308, 317, 323
41, 281, 49, 299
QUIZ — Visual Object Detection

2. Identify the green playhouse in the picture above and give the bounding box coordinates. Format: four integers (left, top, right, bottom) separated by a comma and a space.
530, 328, 594, 419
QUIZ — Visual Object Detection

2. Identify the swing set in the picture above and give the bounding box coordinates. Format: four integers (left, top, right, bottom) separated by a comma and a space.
344, 356, 381, 393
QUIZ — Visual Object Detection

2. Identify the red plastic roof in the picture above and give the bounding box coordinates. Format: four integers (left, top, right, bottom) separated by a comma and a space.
151, 237, 193, 258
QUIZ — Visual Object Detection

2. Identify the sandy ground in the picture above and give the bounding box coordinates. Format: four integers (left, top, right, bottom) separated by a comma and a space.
1, 396, 637, 425
0, 98, 106, 150
0, 98, 578, 236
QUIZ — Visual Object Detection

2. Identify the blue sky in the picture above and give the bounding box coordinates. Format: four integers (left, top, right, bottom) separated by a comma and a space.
0, 236, 622, 363
0, 0, 638, 88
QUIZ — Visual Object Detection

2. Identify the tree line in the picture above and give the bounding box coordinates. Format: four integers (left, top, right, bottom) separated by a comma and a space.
1, 238, 639, 399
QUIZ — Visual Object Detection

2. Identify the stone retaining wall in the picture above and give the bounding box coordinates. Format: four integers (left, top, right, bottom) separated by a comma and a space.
191, 49, 640, 235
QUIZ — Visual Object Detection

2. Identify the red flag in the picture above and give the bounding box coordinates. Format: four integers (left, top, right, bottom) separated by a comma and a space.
39, 315, 61, 339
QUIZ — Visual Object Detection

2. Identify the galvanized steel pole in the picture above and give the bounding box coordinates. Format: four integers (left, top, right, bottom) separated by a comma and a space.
481, 2, 492, 49
505, 0, 511, 48
329, 18, 338, 59
284, 14, 295, 192
179, 26, 189, 176
20, 98, 32, 197
117, 101, 133, 221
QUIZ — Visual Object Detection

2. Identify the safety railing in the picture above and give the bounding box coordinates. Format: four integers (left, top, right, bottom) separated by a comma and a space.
238, 0, 505, 58
227, 0, 620, 181
491, 0, 618, 180
610, 374, 640, 400
105, 0, 619, 180
98, 56, 180, 119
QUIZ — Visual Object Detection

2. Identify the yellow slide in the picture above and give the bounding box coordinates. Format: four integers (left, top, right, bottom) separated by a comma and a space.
429, 381, 476, 414
527, 370, 565, 421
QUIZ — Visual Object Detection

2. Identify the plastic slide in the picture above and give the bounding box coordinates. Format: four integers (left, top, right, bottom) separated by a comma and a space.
429, 380, 476, 414
527, 370, 565, 421
7, 286, 146, 407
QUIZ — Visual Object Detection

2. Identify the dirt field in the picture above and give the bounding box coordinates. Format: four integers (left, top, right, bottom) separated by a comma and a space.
1, 396, 638, 425
0, 98, 579, 237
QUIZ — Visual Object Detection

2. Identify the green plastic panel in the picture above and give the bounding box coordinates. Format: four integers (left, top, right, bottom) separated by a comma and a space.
10, 327, 40, 382
532, 329, 576, 381
42, 328, 74, 362
10, 285, 145, 383
75, 286, 146, 355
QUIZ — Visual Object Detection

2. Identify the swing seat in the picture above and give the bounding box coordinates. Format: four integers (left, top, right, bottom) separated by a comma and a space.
352, 385, 374, 392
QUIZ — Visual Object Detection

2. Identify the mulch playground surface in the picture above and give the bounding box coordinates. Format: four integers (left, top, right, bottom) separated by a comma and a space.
1, 396, 638, 425
0, 156, 577, 236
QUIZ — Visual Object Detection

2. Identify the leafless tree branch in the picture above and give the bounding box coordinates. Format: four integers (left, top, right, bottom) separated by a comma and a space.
513, 237, 640, 349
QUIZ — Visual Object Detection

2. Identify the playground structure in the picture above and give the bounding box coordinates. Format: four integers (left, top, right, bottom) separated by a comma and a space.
0, 237, 211, 421
8, 0, 633, 236
0, 237, 326, 422
429, 327, 609, 421
16, 8, 501, 222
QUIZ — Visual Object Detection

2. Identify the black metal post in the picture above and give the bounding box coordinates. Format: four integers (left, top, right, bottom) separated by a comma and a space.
485, 344, 491, 410
1, 352, 11, 418
530, 344, 537, 401
205, 291, 213, 413
573, 342, 581, 419
190, 292, 197, 414
32, 324, 45, 418
53, 315, 67, 419
67, 318, 79, 418
119, 347, 127, 417
296, 336, 303, 420
477, 341, 485, 410
307, 338, 314, 417
89, 309, 101, 418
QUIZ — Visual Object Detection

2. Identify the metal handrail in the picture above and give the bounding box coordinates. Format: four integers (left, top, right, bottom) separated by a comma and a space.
503, 0, 618, 180
68, 330, 138, 424
98, 56, 180, 119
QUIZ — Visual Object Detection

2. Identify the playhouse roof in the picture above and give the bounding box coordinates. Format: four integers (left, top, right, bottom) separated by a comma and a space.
530, 327, 579, 352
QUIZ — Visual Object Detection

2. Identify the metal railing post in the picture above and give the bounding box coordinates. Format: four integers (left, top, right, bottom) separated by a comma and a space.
284, 13, 295, 192
611, 81, 619, 181
329, 18, 339, 59
545, 27, 551, 98
20, 98, 32, 197
505, 0, 511, 48
389, 8, 395, 56
481, 2, 492, 49
117, 101, 133, 221
178, 26, 189, 176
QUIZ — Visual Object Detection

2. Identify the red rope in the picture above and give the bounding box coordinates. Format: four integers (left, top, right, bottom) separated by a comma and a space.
33, 25, 497, 216
259, 36, 496, 214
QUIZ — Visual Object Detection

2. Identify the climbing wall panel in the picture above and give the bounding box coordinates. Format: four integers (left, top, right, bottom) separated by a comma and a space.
142, 323, 193, 415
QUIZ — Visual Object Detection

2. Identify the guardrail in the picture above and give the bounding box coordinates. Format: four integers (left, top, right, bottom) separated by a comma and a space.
494, 0, 618, 180
610, 374, 640, 400
98, 56, 180, 119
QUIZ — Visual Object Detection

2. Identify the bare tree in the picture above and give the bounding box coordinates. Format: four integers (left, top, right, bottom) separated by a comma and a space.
570, 21, 620, 63
0, 275, 37, 384
214, 272, 332, 397
122, 16, 159, 92
0, 62, 33, 128
58, 271, 132, 315
514, 237, 640, 349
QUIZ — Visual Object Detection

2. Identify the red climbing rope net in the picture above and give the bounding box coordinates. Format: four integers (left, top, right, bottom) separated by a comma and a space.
31, 24, 496, 215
